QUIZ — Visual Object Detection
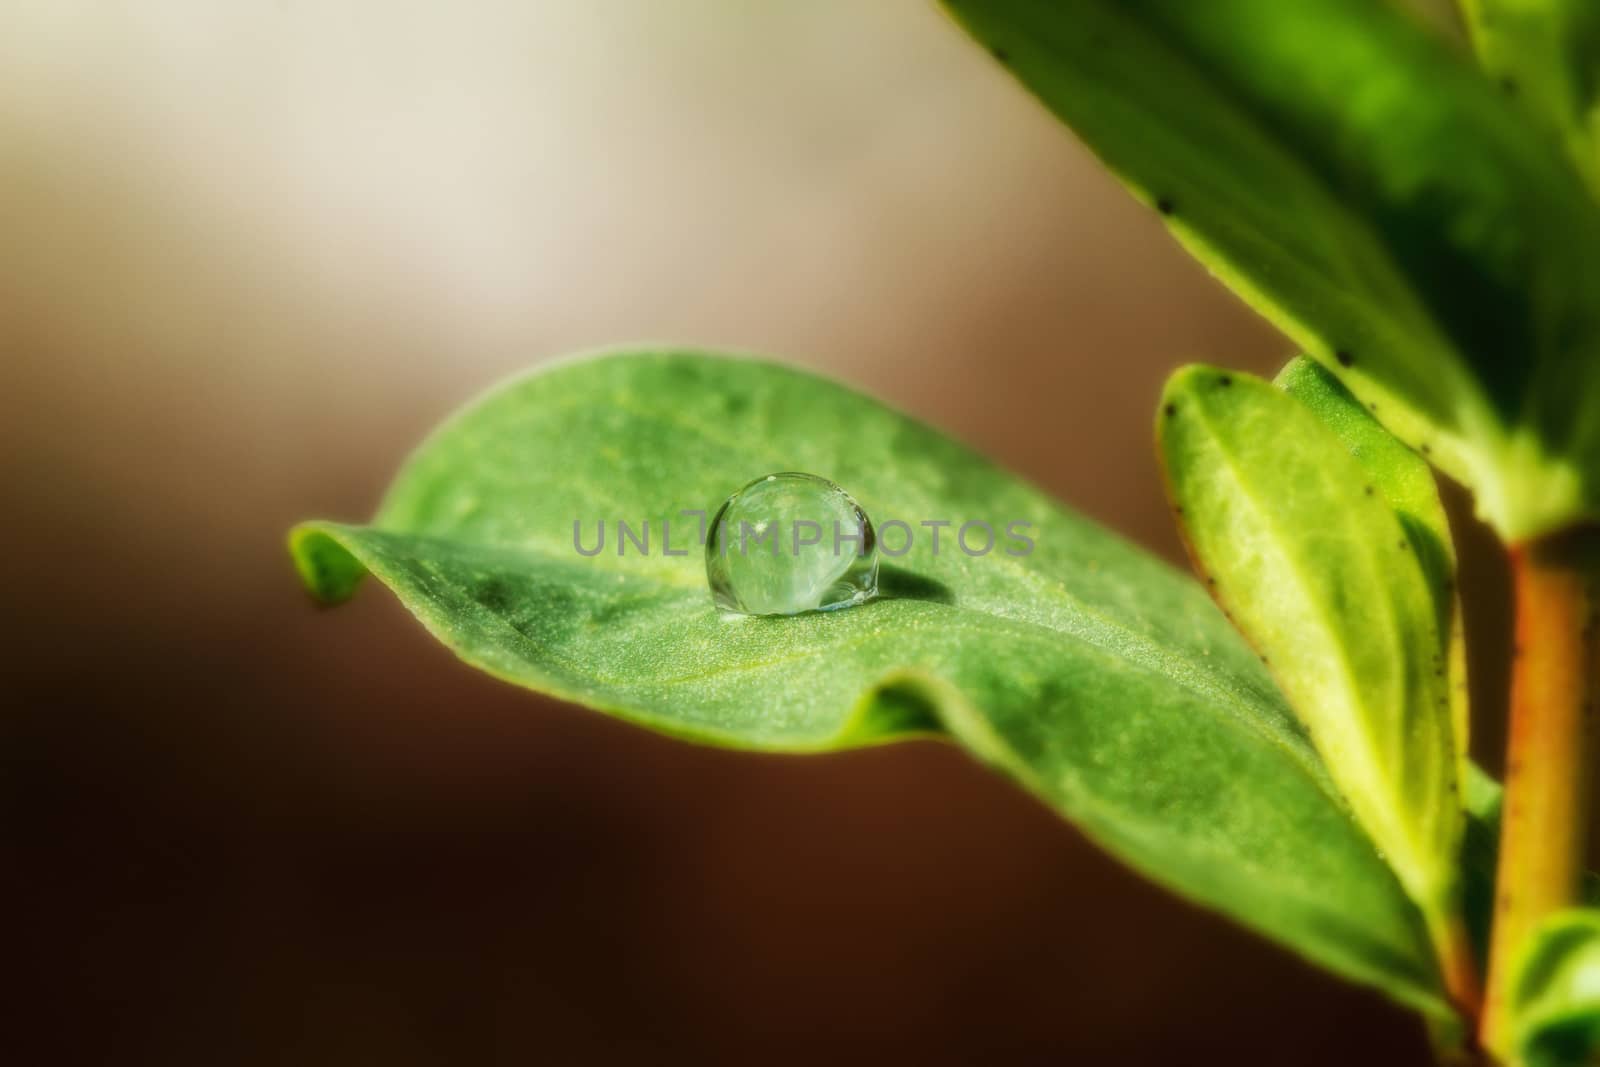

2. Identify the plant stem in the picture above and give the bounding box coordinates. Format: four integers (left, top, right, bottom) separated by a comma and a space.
1481, 528, 1600, 1057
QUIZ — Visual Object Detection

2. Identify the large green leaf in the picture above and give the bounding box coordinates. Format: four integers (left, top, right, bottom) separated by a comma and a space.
1157, 366, 1462, 955
292, 349, 1449, 1015
1507, 910, 1600, 1067
940, 0, 1600, 541
1460, 0, 1600, 198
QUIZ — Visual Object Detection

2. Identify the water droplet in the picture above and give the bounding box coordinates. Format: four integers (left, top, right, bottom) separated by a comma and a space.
705, 472, 878, 616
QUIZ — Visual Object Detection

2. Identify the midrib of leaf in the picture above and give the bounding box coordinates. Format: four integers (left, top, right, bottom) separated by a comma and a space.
316, 539, 1354, 829
320, 509, 1329, 789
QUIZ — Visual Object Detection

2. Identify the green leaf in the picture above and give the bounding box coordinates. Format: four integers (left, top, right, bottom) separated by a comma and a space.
1509, 910, 1600, 1067
1278, 355, 1494, 963
291, 348, 1449, 1015
940, 0, 1600, 541
1460, 0, 1600, 199
1157, 366, 1462, 947
1277, 357, 1470, 788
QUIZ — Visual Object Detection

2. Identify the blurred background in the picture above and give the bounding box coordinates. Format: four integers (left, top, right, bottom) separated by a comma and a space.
2, 2, 1509, 1063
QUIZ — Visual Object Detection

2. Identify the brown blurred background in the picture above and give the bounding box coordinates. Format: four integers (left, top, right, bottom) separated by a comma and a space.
2, 2, 1509, 1064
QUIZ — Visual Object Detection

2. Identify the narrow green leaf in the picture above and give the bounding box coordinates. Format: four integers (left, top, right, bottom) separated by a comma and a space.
291, 349, 1448, 1015
940, 0, 1600, 540
1158, 366, 1462, 940
1509, 910, 1600, 1067
1277, 357, 1471, 788
1460, 0, 1600, 198
1278, 355, 1492, 966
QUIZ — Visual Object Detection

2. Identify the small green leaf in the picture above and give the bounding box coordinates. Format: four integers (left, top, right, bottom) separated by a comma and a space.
1158, 366, 1462, 943
1279, 355, 1493, 967
940, 0, 1600, 540
1509, 910, 1600, 1067
1277, 357, 1471, 789
1460, 0, 1600, 199
292, 349, 1449, 1015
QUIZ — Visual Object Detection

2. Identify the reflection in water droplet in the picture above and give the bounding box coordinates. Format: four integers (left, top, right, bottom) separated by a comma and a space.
705, 472, 878, 616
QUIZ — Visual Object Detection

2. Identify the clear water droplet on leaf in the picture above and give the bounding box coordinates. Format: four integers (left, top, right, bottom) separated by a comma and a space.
706, 472, 878, 615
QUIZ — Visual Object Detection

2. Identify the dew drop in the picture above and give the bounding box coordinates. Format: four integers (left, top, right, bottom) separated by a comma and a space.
705, 472, 879, 616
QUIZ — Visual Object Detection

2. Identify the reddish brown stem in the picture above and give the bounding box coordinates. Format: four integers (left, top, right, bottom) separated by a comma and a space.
1481, 529, 1600, 1057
